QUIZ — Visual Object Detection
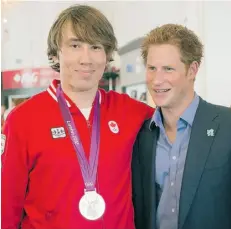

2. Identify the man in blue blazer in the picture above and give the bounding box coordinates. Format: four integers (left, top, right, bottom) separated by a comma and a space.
132, 24, 231, 229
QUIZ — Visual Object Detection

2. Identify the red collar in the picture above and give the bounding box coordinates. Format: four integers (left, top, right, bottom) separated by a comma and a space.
47, 79, 103, 108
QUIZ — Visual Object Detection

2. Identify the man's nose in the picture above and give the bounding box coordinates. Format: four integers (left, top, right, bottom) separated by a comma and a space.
79, 46, 92, 65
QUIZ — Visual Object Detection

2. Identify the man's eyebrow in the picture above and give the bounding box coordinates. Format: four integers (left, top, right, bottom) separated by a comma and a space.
67, 38, 82, 42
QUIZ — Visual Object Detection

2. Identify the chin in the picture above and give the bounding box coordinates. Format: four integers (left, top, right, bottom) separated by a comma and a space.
153, 94, 173, 108
153, 99, 166, 107
78, 87, 95, 92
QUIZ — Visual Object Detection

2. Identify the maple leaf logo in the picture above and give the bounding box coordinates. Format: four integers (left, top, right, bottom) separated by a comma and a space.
108, 121, 119, 134
110, 122, 116, 128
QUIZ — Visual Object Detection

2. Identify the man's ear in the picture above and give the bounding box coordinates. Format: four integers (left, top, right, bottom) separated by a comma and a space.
52, 55, 59, 63
188, 61, 199, 81
107, 51, 114, 63
48, 54, 59, 65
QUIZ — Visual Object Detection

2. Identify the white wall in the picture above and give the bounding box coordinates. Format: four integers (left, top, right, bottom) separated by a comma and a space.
203, 1, 231, 107
113, 1, 188, 48
180, 1, 207, 100
1, 1, 115, 70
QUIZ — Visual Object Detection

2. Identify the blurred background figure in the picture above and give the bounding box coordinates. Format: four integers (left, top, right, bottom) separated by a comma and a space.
3, 98, 29, 121
1, 105, 6, 118
139, 92, 147, 103
131, 90, 138, 99
1, 105, 7, 131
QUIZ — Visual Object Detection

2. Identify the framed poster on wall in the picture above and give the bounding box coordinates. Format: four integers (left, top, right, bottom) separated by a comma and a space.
123, 83, 147, 103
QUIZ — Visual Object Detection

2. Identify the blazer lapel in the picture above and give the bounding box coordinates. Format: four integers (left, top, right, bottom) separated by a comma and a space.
141, 121, 159, 229
179, 99, 219, 229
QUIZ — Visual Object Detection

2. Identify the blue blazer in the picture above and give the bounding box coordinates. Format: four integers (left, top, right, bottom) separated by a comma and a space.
132, 98, 231, 229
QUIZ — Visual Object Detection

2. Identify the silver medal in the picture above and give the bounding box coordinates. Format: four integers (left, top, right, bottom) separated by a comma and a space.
79, 190, 105, 220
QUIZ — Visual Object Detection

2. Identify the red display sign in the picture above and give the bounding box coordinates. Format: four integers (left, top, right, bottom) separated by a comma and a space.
2, 68, 60, 89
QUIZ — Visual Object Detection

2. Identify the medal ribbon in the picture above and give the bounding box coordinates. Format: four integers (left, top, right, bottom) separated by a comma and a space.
56, 85, 100, 191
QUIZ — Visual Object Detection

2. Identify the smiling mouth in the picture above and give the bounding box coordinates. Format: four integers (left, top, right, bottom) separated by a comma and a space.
154, 89, 171, 93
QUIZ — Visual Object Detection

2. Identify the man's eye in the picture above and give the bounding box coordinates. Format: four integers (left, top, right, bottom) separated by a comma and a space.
70, 44, 80, 48
92, 45, 102, 50
165, 67, 174, 71
148, 66, 156, 71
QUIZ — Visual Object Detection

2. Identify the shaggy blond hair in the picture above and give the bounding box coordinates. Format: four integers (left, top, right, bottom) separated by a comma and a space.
47, 4, 117, 72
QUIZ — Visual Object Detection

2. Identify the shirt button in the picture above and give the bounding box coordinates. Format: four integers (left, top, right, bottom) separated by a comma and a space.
171, 182, 174, 186
172, 208, 175, 213
172, 156, 176, 160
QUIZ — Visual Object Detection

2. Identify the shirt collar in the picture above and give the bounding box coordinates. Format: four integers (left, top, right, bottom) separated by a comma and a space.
151, 106, 163, 130
150, 93, 200, 130
180, 93, 199, 126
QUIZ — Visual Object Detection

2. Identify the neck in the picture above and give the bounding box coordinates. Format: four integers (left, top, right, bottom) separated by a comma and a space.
61, 83, 98, 109
161, 91, 195, 131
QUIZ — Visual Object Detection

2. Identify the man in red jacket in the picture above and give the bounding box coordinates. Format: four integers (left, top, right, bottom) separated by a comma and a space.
1, 4, 154, 229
